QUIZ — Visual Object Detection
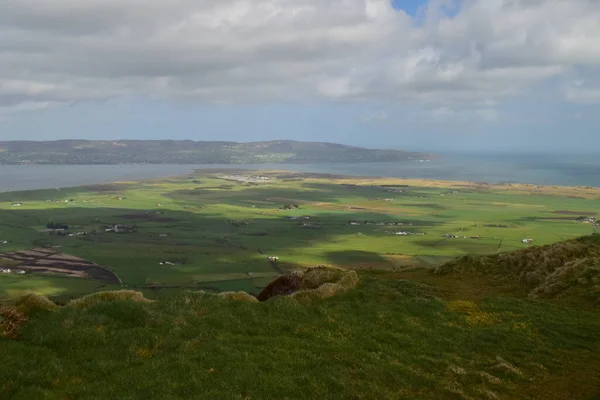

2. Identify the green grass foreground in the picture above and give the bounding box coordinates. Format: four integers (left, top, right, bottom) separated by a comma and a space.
2, 270, 600, 400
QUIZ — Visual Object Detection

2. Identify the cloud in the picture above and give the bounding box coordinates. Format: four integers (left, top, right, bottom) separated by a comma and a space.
566, 79, 600, 104
431, 107, 456, 119
0, 0, 599, 114
0, 101, 65, 116
430, 106, 498, 122
361, 110, 390, 122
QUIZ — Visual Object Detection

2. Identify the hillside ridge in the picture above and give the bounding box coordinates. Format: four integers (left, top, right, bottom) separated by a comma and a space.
2, 238, 600, 399
0, 139, 432, 165
435, 234, 600, 303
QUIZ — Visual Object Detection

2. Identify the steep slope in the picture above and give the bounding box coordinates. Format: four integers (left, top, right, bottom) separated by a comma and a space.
435, 234, 600, 303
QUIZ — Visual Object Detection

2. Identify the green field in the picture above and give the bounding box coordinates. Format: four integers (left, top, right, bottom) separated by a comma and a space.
1, 170, 598, 301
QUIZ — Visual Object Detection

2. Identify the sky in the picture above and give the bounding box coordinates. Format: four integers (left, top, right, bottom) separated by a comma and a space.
0, 0, 599, 153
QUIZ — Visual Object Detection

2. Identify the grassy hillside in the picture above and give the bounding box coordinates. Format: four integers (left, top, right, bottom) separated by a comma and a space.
436, 234, 600, 304
2, 260, 600, 400
0, 140, 431, 165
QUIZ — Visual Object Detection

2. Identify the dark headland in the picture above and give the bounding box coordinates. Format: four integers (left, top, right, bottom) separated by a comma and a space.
0, 140, 434, 165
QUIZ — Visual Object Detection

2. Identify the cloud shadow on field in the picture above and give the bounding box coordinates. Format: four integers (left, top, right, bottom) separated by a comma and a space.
324, 250, 397, 269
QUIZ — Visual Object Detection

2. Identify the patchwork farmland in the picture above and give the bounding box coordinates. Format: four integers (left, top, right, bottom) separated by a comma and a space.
0, 170, 598, 301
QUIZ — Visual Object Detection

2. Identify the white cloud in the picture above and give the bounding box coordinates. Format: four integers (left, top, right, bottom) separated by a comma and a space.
0, 101, 65, 116
430, 106, 499, 122
431, 107, 456, 119
361, 110, 389, 122
0, 0, 599, 113
476, 108, 499, 122
566, 80, 600, 104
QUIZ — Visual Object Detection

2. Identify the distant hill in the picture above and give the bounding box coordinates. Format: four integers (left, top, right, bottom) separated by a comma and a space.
0, 140, 433, 165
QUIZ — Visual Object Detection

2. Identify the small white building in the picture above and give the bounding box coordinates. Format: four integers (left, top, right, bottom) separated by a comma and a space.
522, 239, 534, 244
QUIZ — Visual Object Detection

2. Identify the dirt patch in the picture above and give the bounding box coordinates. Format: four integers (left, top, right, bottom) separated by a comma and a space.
47, 254, 94, 263
119, 213, 176, 222
20, 266, 87, 278
35, 258, 94, 267
0, 249, 121, 284
0, 254, 39, 262
14, 250, 55, 258
552, 210, 597, 215
17, 249, 55, 257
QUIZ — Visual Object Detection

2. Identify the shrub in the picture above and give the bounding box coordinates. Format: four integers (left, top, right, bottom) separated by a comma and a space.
0, 306, 27, 338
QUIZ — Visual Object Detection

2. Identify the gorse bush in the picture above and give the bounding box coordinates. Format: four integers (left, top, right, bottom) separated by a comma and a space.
0, 306, 27, 338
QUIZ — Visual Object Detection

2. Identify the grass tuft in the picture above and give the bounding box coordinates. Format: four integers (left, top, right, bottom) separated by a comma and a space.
216, 291, 259, 302
67, 290, 153, 309
291, 270, 359, 301
15, 293, 58, 315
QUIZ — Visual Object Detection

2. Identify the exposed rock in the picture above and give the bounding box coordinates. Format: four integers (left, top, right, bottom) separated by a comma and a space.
257, 272, 303, 301
257, 267, 359, 302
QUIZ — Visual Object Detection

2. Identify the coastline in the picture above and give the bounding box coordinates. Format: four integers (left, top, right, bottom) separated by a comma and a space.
2, 168, 600, 200
0, 155, 599, 194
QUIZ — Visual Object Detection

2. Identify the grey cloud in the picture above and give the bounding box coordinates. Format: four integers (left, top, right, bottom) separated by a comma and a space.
0, 0, 599, 114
